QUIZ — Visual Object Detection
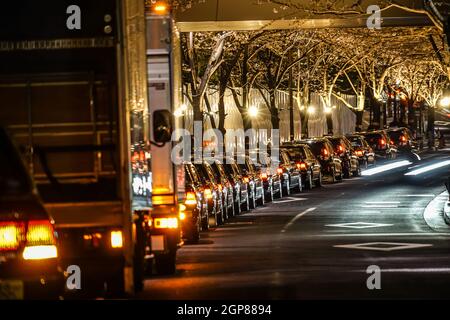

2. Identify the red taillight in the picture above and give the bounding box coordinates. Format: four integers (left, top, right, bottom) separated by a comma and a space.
260, 172, 268, 180
297, 162, 307, 171
338, 145, 344, 153
356, 150, 364, 157
322, 148, 329, 157
25, 220, 56, 246
0, 222, 25, 251
277, 167, 284, 175
0, 220, 55, 252
380, 138, 386, 147
243, 177, 250, 183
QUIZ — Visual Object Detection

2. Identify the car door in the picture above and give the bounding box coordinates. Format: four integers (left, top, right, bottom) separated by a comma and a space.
305, 146, 321, 180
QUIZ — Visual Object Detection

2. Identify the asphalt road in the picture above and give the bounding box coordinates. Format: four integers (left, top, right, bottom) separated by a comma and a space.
138, 149, 450, 300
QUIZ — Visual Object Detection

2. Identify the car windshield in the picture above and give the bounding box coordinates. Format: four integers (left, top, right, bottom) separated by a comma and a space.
388, 130, 406, 143
284, 147, 306, 161
0, 130, 33, 197
348, 137, 363, 147
364, 134, 381, 145
307, 142, 324, 156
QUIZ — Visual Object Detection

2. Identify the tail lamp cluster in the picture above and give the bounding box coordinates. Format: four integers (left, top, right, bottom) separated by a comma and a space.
0, 220, 57, 260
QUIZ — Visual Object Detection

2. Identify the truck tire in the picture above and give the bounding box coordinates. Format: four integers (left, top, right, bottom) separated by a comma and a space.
106, 270, 125, 298
155, 252, 176, 275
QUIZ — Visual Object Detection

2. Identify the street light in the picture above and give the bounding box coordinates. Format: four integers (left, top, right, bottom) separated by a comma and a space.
248, 105, 259, 118
440, 96, 450, 108
307, 106, 316, 115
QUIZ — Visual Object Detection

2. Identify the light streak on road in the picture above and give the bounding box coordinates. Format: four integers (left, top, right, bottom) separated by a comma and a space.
404, 160, 450, 176
361, 160, 412, 176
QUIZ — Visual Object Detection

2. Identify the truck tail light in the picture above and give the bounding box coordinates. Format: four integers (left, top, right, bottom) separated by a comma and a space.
185, 192, 197, 205
110, 230, 123, 249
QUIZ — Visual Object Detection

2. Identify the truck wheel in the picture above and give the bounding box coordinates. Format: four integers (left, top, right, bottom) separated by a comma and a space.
106, 270, 125, 298
155, 252, 176, 275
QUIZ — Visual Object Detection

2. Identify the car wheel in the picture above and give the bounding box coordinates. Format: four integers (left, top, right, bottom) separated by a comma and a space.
256, 190, 264, 206
201, 204, 209, 231
295, 176, 302, 193
249, 188, 257, 209
331, 168, 337, 183
241, 192, 250, 212
353, 164, 361, 177
316, 172, 323, 187
234, 193, 241, 215
265, 184, 274, 202
283, 178, 290, 196
305, 172, 313, 190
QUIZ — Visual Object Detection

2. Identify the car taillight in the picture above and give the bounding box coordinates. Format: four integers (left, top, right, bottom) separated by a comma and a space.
204, 188, 213, 199
380, 138, 386, 147
22, 220, 58, 260
277, 167, 284, 175
297, 162, 307, 170
260, 172, 268, 180
185, 192, 197, 205
0, 222, 24, 251
25, 220, 56, 247
356, 150, 364, 157
400, 135, 407, 143
322, 148, 329, 157
338, 145, 344, 153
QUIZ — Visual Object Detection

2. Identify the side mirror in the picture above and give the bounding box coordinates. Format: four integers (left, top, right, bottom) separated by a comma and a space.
153, 110, 173, 143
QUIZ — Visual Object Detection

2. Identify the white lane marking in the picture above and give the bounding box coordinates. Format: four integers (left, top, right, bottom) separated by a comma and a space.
321, 232, 450, 237
361, 205, 398, 208
273, 197, 308, 204
405, 160, 450, 176
362, 160, 412, 176
359, 211, 382, 214
326, 222, 393, 229
364, 201, 400, 204
334, 242, 433, 252
281, 207, 316, 233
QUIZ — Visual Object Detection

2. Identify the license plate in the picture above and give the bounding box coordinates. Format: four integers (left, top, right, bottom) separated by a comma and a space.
0, 280, 24, 300
151, 235, 165, 251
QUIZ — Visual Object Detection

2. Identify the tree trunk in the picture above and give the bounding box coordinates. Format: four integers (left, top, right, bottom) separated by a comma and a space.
269, 91, 280, 130
355, 110, 363, 132
369, 94, 381, 130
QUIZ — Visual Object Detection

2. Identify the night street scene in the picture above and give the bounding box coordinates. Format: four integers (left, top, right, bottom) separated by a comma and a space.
2, 0, 450, 310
